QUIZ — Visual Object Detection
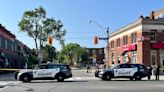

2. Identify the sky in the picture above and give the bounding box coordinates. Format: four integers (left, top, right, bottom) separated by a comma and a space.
0, 0, 164, 51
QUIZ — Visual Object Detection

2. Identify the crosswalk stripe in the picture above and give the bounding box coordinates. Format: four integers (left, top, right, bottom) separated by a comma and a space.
66, 77, 98, 81
0, 81, 20, 91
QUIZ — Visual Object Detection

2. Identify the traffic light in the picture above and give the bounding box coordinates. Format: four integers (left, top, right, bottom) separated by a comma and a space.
94, 36, 98, 45
48, 36, 52, 45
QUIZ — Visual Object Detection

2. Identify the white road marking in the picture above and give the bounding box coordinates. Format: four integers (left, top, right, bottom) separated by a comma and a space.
66, 77, 99, 81
0, 81, 20, 91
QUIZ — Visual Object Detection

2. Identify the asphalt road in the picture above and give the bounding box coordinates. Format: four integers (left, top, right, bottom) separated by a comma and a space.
1, 69, 164, 92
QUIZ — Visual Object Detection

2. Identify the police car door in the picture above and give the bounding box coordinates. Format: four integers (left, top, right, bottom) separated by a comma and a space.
33, 65, 48, 78
47, 65, 60, 77
114, 64, 132, 77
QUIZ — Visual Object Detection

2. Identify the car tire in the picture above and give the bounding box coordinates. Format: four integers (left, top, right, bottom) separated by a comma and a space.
102, 73, 111, 81
21, 75, 31, 82
57, 75, 64, 82
134, 74, 141, 81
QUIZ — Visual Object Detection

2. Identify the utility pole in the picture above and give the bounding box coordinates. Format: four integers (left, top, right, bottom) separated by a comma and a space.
90, 20, 110, 67
106, 27, 109, 67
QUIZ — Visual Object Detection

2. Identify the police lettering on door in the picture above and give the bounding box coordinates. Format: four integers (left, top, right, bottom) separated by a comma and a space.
114, 67, 137, 77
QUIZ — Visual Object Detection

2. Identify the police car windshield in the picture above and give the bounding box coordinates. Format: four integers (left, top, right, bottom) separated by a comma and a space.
110, 64, 119, 69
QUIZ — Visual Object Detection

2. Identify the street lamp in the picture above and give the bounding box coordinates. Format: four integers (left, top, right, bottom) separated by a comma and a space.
90, 20, 110, 67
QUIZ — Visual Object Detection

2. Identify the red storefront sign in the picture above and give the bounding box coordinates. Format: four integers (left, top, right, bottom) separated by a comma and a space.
123, 44, 136, 52
152, 43, 164, 49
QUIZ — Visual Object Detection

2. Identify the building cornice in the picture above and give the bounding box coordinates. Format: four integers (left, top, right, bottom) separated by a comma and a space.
109, 19, 142, 38
109, 18, 164, 38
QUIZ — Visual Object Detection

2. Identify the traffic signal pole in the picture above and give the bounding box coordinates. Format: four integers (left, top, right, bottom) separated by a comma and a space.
90, 20, 110, 67
106, 27, 109, 67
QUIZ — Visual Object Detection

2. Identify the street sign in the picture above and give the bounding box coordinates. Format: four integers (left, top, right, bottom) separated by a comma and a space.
99, 37, 108, 40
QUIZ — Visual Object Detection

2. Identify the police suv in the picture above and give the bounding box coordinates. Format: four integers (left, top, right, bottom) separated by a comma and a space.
15, 64, 72, 82
97, 63, 148, 81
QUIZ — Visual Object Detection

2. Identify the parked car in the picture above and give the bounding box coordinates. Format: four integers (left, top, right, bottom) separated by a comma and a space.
15, 63, 72, 82
97, 63, 148, 81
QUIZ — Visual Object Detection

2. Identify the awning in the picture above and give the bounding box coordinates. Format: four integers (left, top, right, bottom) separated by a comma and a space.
152, 43, 164, 49
122, 44, 137, 52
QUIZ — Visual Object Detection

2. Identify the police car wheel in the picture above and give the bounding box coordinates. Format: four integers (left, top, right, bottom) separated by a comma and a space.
21, 75, 31, 82
134, 74, 141, 80
103, 74, 111, 81
57, 75, 64, 82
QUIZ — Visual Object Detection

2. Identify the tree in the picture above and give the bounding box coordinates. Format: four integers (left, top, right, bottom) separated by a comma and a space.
18, 6, 66, 50
61, 43, 87, 66
41, 45, 56, 63
27, 49, 39, 68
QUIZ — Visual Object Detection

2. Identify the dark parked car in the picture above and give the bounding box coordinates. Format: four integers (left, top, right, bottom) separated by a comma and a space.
97, 63, 148, 81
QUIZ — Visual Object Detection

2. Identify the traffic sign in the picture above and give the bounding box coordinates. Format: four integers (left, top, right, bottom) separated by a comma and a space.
99, 37, 108, 40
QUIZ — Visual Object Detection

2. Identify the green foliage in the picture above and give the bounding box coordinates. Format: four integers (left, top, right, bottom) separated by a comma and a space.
61, 43, 87, 66
41, 45, 56, 62
27, 49, 38, 67
18, 6, 66, 50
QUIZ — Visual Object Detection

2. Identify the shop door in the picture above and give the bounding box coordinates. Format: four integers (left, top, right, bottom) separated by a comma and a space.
160, 55, 164, 73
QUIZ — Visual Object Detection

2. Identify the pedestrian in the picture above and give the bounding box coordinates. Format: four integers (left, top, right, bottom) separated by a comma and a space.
147, 65, 152, 80
155, 65, 160, 80
87, 65, 90, 73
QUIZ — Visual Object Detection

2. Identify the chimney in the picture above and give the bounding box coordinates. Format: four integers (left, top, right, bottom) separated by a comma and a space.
150, 11, 155, 19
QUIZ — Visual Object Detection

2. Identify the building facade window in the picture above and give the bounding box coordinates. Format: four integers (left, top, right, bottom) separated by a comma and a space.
5, 40, 7, 49
0, 36, 1, 48
151, 50, 157, 65
123, 36, 128, 45
116, 38, 120, 47
162, 30, 164, 41
131, 33, 137, 43
110, 41, 114, 48
123, 53, 128, 63
11, 44, 14, 51
132, 51, 137, 64
92, 50, 96, 54
111, 53, 114, 64
117, 53, 120, 64
99, 50, 103, 54
150, 30, 157, 41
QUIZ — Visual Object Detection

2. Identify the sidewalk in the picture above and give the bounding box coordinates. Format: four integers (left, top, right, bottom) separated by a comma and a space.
0, 72, 16, 81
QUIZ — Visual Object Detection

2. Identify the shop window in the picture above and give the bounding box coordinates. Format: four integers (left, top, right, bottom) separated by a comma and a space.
112, 53, 114, 64
123, 36, 128, 45
150, 30, 157, 41
131, 33, 137, 43
150, 50, 157, 65
116, 38, 120, 47
123, 53, 128, 63
132, 51, 137, 64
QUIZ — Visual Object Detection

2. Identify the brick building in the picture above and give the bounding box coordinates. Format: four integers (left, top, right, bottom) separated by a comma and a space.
0, 24, 29, 68
108, 8, 164, 74
86, 48, 105, 65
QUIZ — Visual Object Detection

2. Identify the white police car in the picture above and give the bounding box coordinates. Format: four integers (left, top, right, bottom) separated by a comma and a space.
15, 64, 72, 82
98, 63, 148, 81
